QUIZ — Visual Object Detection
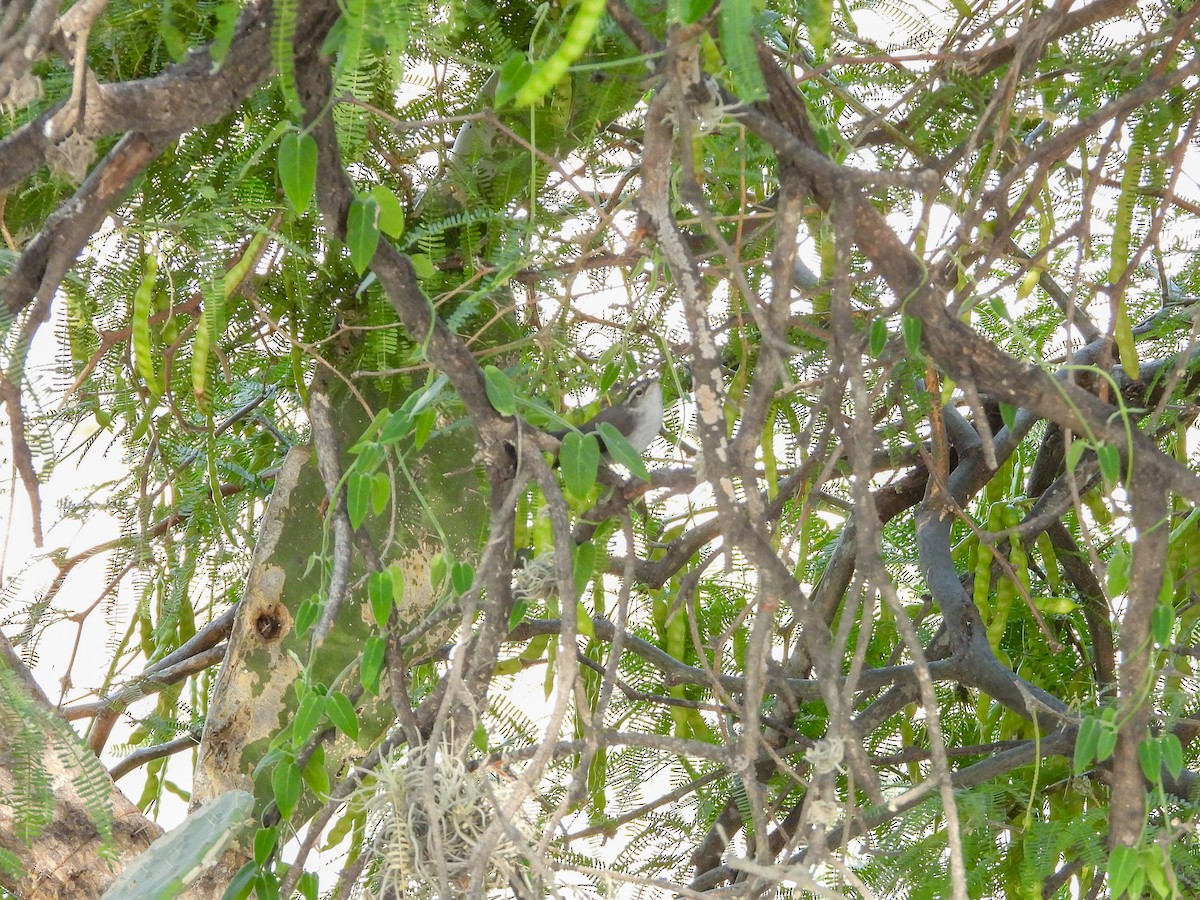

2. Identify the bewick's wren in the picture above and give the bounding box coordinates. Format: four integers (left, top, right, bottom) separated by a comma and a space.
552, 377, 663, 455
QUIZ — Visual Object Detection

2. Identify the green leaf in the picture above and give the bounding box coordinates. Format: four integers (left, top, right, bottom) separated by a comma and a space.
599, 359, 620, 393
414, 407, 436, 448
321, 15, 347, 55
278, 132, 317, 214
327, 692, 360, 741
1073, 714, 1100, 774
302, 746, 331, 798
369, 185, 405, 237
353, 440, 385, 473
431, 553, 448, 590
573, 540, 598, 598
378, 409, 413, 444
160, 21, 189, 62
1151, 602, 1173, 647
222, 863, 257, 900
597, 422, 651, 481
361, 634, 386, 694
1159, 568, 1175, 604
681, 0, 717, 23
495, 53, 532, 107
561, 431, 600, 498
271, 759, 302, 819
902, 314, 923, 354
1065, 439, 1087, 472
255, 872, 280, 900
999, 402, 1017, 431
1096, 444, 1121, 487
1096, 722, 1118, 763
1107, 549, 1130, 597
472, 723, 489, 753
353, 409, 388, 446
1127, 868, 1145, 900
409, 253, 435, 279
388, 564, 406, 607
1145, 852, 1170, 899
483, 365, 517, 415
254, 827, 277, 866
369, 570, 393, 626
253, 747, 285, 780
1108, 844, 1139, 899
576, 600, 594, 637
1161, 732, 1184, 778
346, 194, 380, 275
347, 471, 370, 530
508, 597, 530, 631
451, 561, 475, 594
297, 872, 319, 900
868, 317, 888, 357
295, 596, 319, 637
1138, 736, 1162, 784
292, 691, 326, 747
370, 472, 390, 516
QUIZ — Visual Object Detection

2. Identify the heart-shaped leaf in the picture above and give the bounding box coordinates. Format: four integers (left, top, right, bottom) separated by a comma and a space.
278, 132, 317, 214
346, 194, 380, 275
561, 431, 600, 498
369, 185, 405, 237
483, 365, 517, 416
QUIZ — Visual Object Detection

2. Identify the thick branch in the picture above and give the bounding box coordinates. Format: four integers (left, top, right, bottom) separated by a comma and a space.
0, 0, 275, 194
745, 45, 1200, 506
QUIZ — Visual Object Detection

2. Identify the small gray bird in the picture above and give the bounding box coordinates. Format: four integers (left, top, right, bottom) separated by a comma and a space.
552, 377, 663, 455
